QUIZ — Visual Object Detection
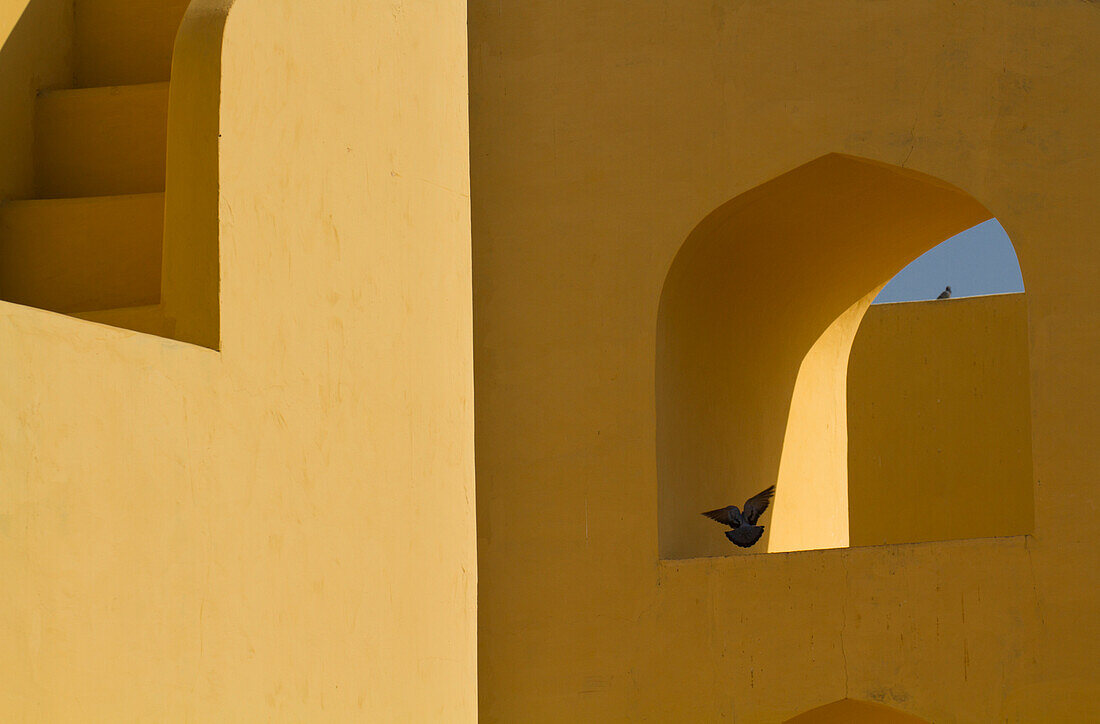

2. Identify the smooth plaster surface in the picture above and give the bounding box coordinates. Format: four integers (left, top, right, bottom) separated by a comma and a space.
74, 0, 190, 87
786, 697, 931, 723
848, 293, 1033, 547
0, 0, 1096, 720
35, 81, 169, 198
0, 0, 71, 200
1, 0, 476, 720
470, 1, 1099, 721
0, 192, 164, 311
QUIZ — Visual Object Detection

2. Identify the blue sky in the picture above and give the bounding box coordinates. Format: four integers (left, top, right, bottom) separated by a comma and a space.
873, 219, 1025, 304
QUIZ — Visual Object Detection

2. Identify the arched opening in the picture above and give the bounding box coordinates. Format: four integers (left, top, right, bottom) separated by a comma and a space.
846, 220, 1032, 547
785, 698, 930, 723
872, 218, 1024, 304
656, 153, 1033, 559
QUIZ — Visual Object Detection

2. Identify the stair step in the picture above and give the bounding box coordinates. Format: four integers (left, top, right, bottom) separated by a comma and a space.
35, 83, 169, 199
0, 193, 163, 313
74, 0, 192, 87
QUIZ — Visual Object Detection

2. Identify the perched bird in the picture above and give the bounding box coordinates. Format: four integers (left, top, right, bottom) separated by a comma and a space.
702, 485, 776, 548
936, 285, 952, 300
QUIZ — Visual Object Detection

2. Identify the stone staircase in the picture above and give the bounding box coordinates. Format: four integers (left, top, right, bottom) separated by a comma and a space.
0, 0, 190, 323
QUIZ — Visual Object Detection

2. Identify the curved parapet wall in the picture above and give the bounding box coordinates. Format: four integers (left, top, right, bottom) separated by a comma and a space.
159, 0, 232, 349
847, 293, 1033, 547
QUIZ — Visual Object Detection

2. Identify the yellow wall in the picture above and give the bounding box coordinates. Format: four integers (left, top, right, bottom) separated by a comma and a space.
768, 295, 868, 553
471, 1, 1100, 721
0, 1, 476, 721
34, 81, 169, 198
3, 0, 1098, 721
0, 0, 72, 200
0, 192, 163, 311
73, 0, 190, 87
848, 294, 1033, 547
786, 698, 931, 723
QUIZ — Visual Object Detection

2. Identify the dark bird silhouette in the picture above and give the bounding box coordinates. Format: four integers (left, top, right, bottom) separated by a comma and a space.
937, 285, 952, 300
702, 485, 776, 548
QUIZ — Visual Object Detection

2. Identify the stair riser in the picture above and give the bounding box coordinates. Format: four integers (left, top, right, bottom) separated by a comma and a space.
36, 82, 169, 199
74, 0, 192, 87
0, 193, 164, 313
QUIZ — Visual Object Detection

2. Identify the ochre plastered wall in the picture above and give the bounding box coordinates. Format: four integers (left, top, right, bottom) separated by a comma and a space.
848, 294, 1033, 547
73, 0, 191, 87
768, 295, 867, 553
0, 0, 72, 200
471, 1, 1099, 721
0, 1, 476, 720
786, 697, 931, 723
157, 0, 229, 349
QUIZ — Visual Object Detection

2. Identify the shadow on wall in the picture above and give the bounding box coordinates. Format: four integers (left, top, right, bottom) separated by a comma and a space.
0, 0, 72, 201
0, 0, 219, 348
656, 153, 1034, 560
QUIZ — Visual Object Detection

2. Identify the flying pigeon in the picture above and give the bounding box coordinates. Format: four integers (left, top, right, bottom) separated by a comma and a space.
702, 485, 776, 548
936, 285, 952, 300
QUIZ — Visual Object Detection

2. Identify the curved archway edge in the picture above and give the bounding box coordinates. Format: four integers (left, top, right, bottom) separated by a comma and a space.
785, 697, 931, 723
656, 153, 1032, 558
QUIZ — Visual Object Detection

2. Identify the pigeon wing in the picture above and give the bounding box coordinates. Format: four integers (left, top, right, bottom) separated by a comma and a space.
742, 485, 776, 525
725, 525, 764, 548
702, 506, 741, 528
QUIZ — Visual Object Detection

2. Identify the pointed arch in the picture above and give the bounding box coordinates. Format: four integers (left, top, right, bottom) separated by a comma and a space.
785, 698, 931, 723
656, 153, 1033, 558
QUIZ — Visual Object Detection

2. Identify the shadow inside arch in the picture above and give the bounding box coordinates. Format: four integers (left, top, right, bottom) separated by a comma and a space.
657, 153, 1033, 559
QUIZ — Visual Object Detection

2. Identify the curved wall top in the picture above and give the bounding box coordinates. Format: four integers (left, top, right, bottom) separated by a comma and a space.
160, 0, 234, 349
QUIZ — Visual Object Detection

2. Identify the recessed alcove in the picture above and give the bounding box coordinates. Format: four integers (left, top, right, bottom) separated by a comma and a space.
0, 0, 218, 348
656, 153, 1033, 560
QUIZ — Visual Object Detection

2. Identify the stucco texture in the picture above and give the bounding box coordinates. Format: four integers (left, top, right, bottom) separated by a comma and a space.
0, 0, 476, 720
